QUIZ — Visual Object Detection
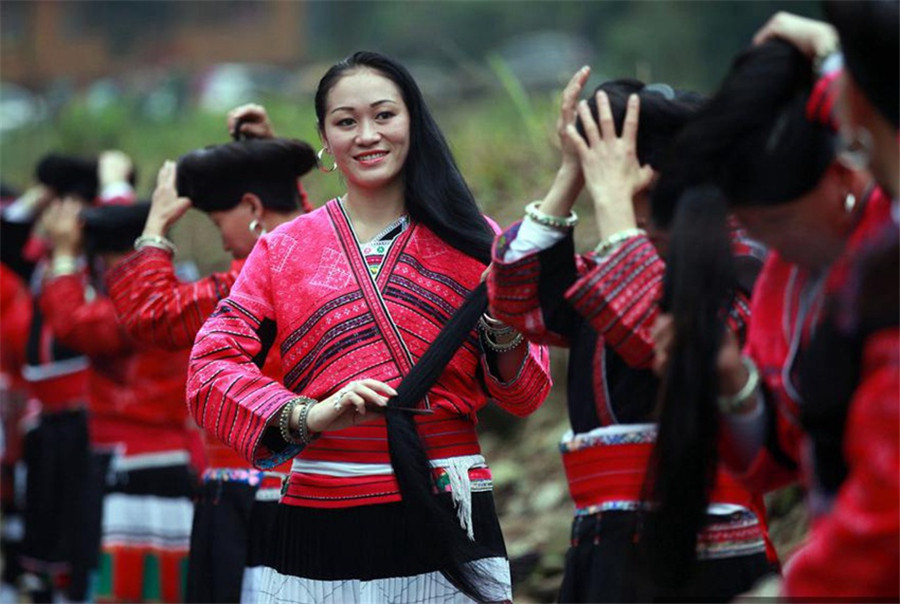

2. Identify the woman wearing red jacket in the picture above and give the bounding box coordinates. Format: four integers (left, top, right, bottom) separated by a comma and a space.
40, 195, 199, 603
106, 136, 317, 603
653, 34, 897, 599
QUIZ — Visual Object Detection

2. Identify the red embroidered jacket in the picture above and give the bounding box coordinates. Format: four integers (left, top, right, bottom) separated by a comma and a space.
781, 198, 899, 598
488, 224, 763, 431
107, 248, 242, 351
106, 247, 285, 470
187, 199, 552, 508
488, 222, 774, 562
732, 187, 894, 494
40, 273, 201, 460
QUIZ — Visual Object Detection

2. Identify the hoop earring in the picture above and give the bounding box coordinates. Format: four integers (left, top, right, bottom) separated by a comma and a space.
249, 219, 267, 238
317, 148, 337, 173
844, 192, 857, 213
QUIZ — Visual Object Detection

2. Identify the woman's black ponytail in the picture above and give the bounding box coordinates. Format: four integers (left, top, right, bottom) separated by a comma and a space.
643, 185, 736, 595
384, 282, 501, 602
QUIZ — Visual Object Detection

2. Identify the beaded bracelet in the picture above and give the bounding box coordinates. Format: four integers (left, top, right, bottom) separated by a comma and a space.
279, 398, 304, 445
524, 201, 579, 230
296, 398, 319, 445
717, 356, 760, 415
478, 313, 516, 338
481, 330, 525, 353
594, 228, 646, 258
134, 234, 177, 256
278, 397, 319, 445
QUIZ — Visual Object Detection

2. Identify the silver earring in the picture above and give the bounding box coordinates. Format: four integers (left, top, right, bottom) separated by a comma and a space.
249, 219, 267, 237
844, 192, 856, 213
316, 148, 337, 173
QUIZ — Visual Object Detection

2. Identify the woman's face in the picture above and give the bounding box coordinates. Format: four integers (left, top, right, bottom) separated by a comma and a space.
208, 201, 257, 259
731, 165, 853, 271
320, 68, 411, 195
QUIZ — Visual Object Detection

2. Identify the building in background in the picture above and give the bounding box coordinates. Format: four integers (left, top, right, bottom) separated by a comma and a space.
1, 1, 306, 89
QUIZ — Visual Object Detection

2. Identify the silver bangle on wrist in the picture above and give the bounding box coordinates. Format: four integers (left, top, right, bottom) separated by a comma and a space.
279, 397, 319, 445
594, 228, 646, 258
134, 234, 177, 256
478, 313, 515, 337
717, 356, 760, 415
481, 330, 525, 353
524, 201, 578, 230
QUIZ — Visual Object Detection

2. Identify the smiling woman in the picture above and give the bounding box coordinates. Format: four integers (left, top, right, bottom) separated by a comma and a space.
185, 51, 552, 604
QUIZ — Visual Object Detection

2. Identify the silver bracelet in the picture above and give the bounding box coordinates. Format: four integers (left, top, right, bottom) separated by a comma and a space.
134, 234, 177, 255
478, 313, 516, 338
279, 397, 319, 445
296, 398, 319, 445
717, 356, 760, 415
481, 330, 525, 353
594, 228, 646, 258
524, 201, 578, 230
279, 398, 303, 445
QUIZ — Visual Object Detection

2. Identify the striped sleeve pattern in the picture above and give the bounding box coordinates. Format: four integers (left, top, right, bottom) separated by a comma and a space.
488, 221, 579, 348
186, 237, 296, 467
565, 234, 664, 369
107, 248, 239, 350
480, 340, 552, 417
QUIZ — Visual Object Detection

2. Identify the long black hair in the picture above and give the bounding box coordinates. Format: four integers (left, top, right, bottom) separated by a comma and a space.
652, 39, 836, 227
176, 138, 316, 214
315, 51, 494, 265
643, 185, 737, 595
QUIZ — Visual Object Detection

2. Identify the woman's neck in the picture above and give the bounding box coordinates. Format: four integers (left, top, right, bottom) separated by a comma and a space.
342, 182, 407, 242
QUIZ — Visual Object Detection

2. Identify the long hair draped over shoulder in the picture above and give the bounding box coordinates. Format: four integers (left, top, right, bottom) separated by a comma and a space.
314, 51, 495, 265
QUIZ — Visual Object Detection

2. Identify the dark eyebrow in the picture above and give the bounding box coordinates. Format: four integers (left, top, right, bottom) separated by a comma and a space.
329, 99, 398, 115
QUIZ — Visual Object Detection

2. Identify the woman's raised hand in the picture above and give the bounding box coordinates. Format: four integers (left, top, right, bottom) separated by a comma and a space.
534, 66, 592, 220
752, 12, 838, 59
567, 91, 654, 240
306, 379, 398, 433
226, 103, 276, 140
143, 161, 192, 238
557, 66, 592, 170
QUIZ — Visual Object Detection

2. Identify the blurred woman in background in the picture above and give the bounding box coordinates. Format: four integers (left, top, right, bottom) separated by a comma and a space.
107, 135, 317, 603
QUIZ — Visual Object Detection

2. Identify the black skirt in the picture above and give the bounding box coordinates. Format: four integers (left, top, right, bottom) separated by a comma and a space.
186, 477, 281, 603
254, 491, 511, 603
558, 510, 775, 603
20, 408, 94, 601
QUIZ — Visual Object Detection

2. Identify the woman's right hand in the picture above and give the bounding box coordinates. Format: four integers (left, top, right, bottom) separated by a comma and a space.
535, 66, 592, 220
305, 379, 398, 433
143, 161, 191, 238
557, 66, 591, 171
226, 103, 276, 140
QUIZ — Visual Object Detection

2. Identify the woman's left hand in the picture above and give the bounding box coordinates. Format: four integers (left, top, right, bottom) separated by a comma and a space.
567, 91, 654, 240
